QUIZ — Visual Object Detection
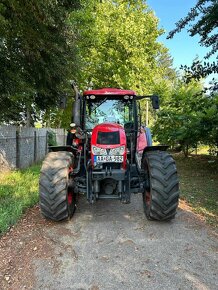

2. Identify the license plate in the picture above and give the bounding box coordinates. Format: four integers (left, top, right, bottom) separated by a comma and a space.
94, 155, 123, 163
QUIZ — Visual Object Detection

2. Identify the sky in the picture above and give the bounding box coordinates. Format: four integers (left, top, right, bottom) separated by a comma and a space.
146, 0, 217, 83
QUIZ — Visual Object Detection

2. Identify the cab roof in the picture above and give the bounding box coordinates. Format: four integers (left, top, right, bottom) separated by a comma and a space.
83, 88, 136, 96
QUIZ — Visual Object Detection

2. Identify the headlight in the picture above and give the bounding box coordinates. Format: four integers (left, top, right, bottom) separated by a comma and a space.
109, 146, 125, 155
92, 145, 107, 155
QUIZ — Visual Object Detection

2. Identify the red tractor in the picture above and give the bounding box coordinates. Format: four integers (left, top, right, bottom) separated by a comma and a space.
39, 86, 179, 221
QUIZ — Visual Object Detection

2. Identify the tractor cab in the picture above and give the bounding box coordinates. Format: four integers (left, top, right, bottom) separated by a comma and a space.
82, 88, 138, 164
39, 86, 179, 222
83, 88, 136, 130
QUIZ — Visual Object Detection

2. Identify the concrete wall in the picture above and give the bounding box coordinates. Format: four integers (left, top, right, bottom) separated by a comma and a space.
52, 128, 67, 146
0, 125, 17, 170
0, 126, 66, 171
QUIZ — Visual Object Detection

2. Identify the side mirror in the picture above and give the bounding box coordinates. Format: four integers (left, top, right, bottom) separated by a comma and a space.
151, 95, 159, 110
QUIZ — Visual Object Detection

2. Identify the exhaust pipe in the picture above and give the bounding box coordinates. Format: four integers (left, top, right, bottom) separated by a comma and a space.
71, 82, 81, 126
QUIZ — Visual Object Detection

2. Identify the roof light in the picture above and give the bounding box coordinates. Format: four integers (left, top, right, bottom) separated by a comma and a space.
124, 95, 129, 100
86, 96, 90, 99
130, 95, 133, 99
90, 95, 96, 99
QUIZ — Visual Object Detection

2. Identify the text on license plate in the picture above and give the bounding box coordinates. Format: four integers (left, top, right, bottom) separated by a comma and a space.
94, 155, 123, 163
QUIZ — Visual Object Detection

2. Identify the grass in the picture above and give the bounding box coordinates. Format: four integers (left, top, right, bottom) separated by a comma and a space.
174, 154, 218, 226
0, 164, 41, 234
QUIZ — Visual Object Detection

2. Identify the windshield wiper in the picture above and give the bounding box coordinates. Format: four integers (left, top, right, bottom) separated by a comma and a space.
91, 98, 107, 112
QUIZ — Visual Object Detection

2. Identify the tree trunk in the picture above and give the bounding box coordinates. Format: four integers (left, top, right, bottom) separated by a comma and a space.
26, 108, 31, 127
183, 144, 189, 157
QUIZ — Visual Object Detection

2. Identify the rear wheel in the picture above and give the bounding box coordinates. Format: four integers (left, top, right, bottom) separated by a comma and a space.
39, 151, 76, 221
142, 150, 179, 221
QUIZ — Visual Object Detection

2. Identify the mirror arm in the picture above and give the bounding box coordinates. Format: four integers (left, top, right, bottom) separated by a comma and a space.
135, 95, 159, 110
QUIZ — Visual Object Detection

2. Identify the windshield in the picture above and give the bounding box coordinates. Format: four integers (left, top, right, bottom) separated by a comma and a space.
85, 99, 134, 130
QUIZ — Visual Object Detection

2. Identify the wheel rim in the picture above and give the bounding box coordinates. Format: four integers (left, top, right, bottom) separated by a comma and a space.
145, 190, 151, 206
143, 159, 151, 209
68, 191, 73, 204
68, 166, 74, 205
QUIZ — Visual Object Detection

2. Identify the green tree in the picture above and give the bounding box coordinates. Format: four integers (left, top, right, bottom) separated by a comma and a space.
0, 0, 80, 125
199, 93, 218, 153
152, 79, 211, 156
167, 0, 218, 80
70, 0, 176, 94
165, 0, 218, 154
65, 0, 177, 128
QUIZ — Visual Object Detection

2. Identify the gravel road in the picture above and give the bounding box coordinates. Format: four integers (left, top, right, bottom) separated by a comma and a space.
0, 194, 217, 290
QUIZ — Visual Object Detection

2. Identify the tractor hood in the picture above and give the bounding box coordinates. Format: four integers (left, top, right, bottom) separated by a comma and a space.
91, 122, 127, 169
91, 123, 126, 147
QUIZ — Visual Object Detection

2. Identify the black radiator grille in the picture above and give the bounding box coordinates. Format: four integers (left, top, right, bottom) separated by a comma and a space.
97, 131, 120, 145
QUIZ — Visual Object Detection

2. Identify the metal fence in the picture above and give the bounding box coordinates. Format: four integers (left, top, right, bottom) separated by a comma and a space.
0, 125, 66, 171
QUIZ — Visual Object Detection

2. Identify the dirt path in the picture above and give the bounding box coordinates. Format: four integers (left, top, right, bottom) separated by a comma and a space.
0, 195, 217, 290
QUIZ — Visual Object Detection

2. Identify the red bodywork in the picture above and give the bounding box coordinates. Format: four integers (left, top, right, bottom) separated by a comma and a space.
83, 88, 136, 96
91, 122, 127, 169
137, 127, 148, 153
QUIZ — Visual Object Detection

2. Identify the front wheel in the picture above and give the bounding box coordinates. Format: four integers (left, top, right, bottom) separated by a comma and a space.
142, 150, 179, 221
39, 151, 76, 221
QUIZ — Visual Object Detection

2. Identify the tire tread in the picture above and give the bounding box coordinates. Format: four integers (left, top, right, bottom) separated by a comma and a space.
142, 150, 180, 221
39, 151, 75, 221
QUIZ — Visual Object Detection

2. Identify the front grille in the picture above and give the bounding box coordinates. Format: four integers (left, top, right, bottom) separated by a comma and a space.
97, 131, 120, 145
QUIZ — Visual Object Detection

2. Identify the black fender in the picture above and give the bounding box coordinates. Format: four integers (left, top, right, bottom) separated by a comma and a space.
49, 145, 78, 154
142, 145, 169, 160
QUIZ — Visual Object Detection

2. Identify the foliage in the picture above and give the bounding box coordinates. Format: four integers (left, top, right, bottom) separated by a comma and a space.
0, 164, 40, 234
163, 0, 218, 152
200, 92, 218, 150
167, 0, 218, 80
153, 79, 218, 156
180, 60, 218, 83
0, 0, 80, 124
0, 0, 177, 126
42, 98, 73, 129
64, 0, 177, 126
31, 0, 178, 128
47, 130, 57, 146
70, 0, 175, 93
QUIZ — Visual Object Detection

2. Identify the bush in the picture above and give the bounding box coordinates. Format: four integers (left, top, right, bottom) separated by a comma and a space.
152, 80, 218, 156
47, 130, 57, 146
